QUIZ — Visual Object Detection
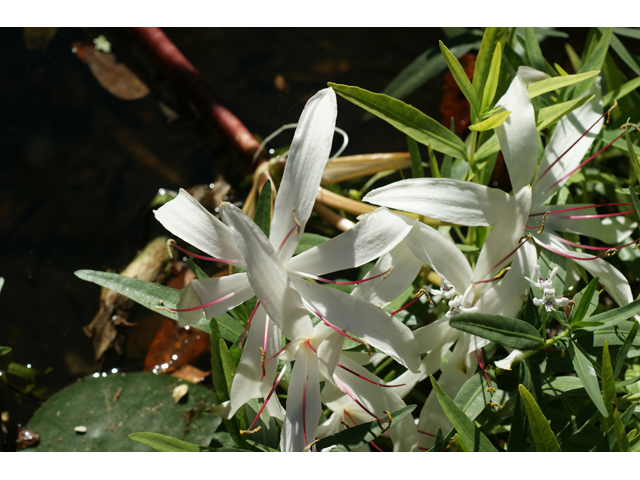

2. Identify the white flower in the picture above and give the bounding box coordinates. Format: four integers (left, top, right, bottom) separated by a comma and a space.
524, 265, 558, 291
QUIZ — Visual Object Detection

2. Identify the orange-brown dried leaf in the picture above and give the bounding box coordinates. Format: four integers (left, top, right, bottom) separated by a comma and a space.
171, 364, 211, 384
144, 319, 210, 374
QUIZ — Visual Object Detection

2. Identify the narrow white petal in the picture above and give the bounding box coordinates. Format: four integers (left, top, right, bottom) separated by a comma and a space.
364, 178, 510, 226
495, 73, 539, 192
154, 188, 245, 266
228, 307, 280, 417
351, 241, 424, 308
313, 322, 344, 380
533, 79, 603, 205
473, 186, 532, 286
495, 349, 523, 370
286, 207, 415, 276
280, 347, 321, 452
291, 276, 421, 372
221, 202, 314, 341
270, 88, 338, 263
516, 66, 550, 84
176, 274, 254, 327
403, 221, 472, 295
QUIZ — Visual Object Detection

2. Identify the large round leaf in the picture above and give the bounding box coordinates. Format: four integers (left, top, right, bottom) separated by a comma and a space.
23, 372, 221, 451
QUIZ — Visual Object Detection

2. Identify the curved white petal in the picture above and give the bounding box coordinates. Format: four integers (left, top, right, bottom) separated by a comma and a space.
494, 349, 523, 370
221, 202, 314, 341
473, 186, 532, 287
314, 323, 344, 380
516, 66, 550, 84
281, 346, 321, 452
228, 307, 280, 417
364, 178, 510, 226
351, 241, 424, 308
495, 73, 539, 192
291, 276, 421, 372
270, 88, 338, 263
176, 273, 254, 327
286, 207, 415, 276
533, 79, 603, 206
154, 188, 245, 266
403, 221, 472, 295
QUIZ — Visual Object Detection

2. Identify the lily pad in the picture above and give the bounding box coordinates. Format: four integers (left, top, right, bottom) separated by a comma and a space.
22, 372, 221, 451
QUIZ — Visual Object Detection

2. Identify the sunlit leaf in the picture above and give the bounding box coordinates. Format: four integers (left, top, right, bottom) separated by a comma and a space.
450, 313, 545, 350
440, 41, 480, 118
602, 76, 640, 106
518, 384, 561, 452
468, 110, 511, 131
480, 41, 502, 113
536, 95, 594, 131
527, 70, 599, 98
572, 277, 600, 325
254, 180, 272, 238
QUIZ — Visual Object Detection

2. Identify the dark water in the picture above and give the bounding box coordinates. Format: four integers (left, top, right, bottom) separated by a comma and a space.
2, 27, 631, 433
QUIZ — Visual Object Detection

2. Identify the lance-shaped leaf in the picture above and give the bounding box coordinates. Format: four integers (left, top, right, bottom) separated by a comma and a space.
536, 95, 594, 131
253, 179, 272, 238
626, 127, 640, 184
329, 83, 467, 159
468, 110, 511, 131
315, 405, 416, 452
603, 76, 640, 105
479, 41, 502, 112
450, 313, 545, 350
568, 340, 608, 417
518, 384, 562, 452
129, 433, 206, 452
0, 346, 10, 357
527, 70, 600, 98
523, 28, 548, 73
572, 277, 600, 325
614, 321, 639, 378
473, 28, 508, 101
429, 376, 498, 452
580, 298, 640, 331
440, 40, 480, 118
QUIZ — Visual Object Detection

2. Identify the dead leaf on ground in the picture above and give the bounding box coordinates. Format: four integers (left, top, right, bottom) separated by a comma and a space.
16, 427, 40, 450
170, 364, 210, 384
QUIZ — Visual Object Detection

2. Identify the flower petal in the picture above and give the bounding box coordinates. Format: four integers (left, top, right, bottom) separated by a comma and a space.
221, 202, 314, 340
364, 177, 510, 226
532, 78, 603, 206
228, 307, 280, 417
542, 204, 636, 244
494, 349, 523, 370
286, 207, 415, 276
280, 346, 321, 452
351, 241, 424, 308
495, 73, 539, 192
270, 88, 338, 263
154, 188, 245, 266
176, 273, 254, 327
291, 276, 421, 372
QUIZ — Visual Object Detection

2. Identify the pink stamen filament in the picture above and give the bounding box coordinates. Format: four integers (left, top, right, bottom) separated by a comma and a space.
261, 314, 270, 380
418, 429, 436, 437
554, 236, 640, 252
529, 203, 632, 217
239, 301, 261, 347
473, 238, 529, 284
334, 376, 388, 423
546, 130, 626, 193
390, 291, 424, 316
278, 225, 297, 253
171, 243, 237, 264
344, 411, 384, 451
535, 110, 609, 184
555, 210, 634, 220
170, 291, 235, 312
247, 365, 287, 431
302, 355, 309, 446
536, 239, 614, 261
304, 303, 365, 346
473, 348, 492, 388
337, 364, 405, 388
295, 268, 391, 286
265, 341, 294, 363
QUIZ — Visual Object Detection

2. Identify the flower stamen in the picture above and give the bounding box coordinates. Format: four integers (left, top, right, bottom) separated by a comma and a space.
160, 291, 236, 313
239, 301, 261, 347
247, 365, 288, 431
334, 376, 388, 423
293, 267, 393, 286
292, 207, 301, 235
390, 288, 432, 316
168, 239, 237, 264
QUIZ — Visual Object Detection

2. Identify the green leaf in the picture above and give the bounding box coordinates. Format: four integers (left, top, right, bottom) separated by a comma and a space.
315, 405, 416, 452
593, 404, 635, 452
219, 338, 236, 393
555, 402, 598, 446
479, 41, 502, 113
626, 127, 640, 184
429, 376, 498, 452
609, 31, 640, 77
602, 75, 640, 106
473, 28, 508, 102
536, 95, 594, 132
329, 83, 467, 159
129, 432, 204, 452
22, 372, 221, 451
407, 136, 424, 178
468, 110, 511, 131
518, 384, 562, 452
523, 27, 548, 73
0, 346, 10, 357
450, 313, 545, 350
572, 277, 600, 325
571, 29, 611, 98
254, 180, 272, 238
454, 433, 471, 452
293, 233, 329, 255
601, 341, 617, 431
454, 372, 496, 421
614, 321, 639, 379
74, 270, 185, 323
439, 40, 480, 119
611, 408, 631, 452
568, 340, 609, 417
631, 188, 640, 222
527, 70, 600, 98
580, 298, 640, 331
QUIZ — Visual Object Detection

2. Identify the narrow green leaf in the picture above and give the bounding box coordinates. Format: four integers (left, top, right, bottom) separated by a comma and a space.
433, 427, 445, 452
469, 110, 511, 131
129, 432, 203, 452
572, 277, 600, 325
0, 346, 11, 357
429, 376, 498, 452
581, 298, 640, 331
518, 384, 562, 452
609, 31, 640, 77
508, 360, 533, 452
527, 70, 600, 98
601, 341, 616, 431
602, 76, 640, 106
473, 27, 508, 101
219, 338, 236, 394
450, 313, 545, 350
480, 42, 502, 113
523, 27, 547, 73
626, 126, 640, 185
536, 95, 594, 132
454, 433, 470, 452
315, 405, 416, 452
571, 29, 611, 98
454, 372, 496, 421
593, 404, 635, 451
556, 402, 598, 445
569, 340, 609, 417
475, 134, 500, 161
329, 83, 467, 159
407, 136, 424, 178
614, 321, 639, 379
439, 40, 480, 119
254, 180, 272, 238
612, 408, 631, 452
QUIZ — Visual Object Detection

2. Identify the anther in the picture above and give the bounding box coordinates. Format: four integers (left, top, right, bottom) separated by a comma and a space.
486, 387, 496, 393
362, 339, 372, 356
260, 347, 266, 378
493, 267, 511, 281
155, 305, 176, 314
607, 99, 618, 124
488, 402, 503, 409
292, 208, 301, 235
563, 299, 576, 318
303, 439, 319, 452
633, 239, 640, 250
382, 266, 394, 280
166, 239, 176, 259
605, 248, 617, 257
341, 421, 350, 429
379, 411, 393, 436
240, 426, 262, 435
537, 212, 549, 234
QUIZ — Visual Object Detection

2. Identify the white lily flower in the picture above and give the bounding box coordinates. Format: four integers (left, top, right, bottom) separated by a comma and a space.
154, 88, 421, 442
364, 67, 636, 311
